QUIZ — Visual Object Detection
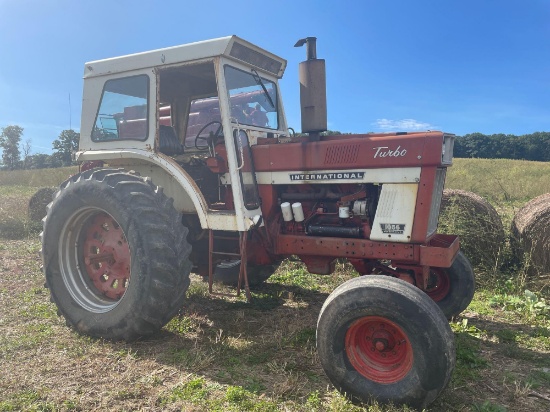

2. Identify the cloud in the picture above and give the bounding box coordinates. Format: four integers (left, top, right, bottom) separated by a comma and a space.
373, 118, 437, 131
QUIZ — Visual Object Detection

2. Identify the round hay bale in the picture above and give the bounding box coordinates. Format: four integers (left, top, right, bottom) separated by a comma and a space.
439, 189, 505, 269
28, 187, 58, 222
511, 193, 550, 276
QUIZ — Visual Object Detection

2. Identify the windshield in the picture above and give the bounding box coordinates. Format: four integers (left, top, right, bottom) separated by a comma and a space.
224, 66, 278, 130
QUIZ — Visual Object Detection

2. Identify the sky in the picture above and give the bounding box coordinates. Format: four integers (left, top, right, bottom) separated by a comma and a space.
1, 0, 549, 155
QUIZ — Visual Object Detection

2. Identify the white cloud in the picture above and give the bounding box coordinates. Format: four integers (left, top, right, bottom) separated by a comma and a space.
373, 118, 437, 131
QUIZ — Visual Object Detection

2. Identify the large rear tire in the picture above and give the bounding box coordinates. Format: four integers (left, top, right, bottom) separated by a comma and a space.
317, 276, 455, 409
42, 168, 191, 341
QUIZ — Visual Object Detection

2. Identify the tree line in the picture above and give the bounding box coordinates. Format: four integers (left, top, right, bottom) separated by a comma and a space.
0, 125, 79, 170
454, 132, 550, 161
1, 125, 549, 170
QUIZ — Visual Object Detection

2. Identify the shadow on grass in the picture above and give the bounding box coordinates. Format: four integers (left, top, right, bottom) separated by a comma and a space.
120, 280, 331, 399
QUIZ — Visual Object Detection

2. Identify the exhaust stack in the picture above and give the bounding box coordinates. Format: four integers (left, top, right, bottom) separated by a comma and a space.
295, 37, 327, 139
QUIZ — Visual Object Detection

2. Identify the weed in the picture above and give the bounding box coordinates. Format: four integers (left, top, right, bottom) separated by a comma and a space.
270, 263, 321, 291
160, 376, 209, 406
0, 390, 55, 412
451, 320, 488, 383
305, 390, 322, 409
471, 400, 508, 412
164, 315, 197, 335
289, 327, 316, 348
490, 289, 550, 321
526, 369, 550, 389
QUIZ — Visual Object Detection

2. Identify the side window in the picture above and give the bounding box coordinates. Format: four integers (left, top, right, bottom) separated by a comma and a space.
92, 75, 149, 141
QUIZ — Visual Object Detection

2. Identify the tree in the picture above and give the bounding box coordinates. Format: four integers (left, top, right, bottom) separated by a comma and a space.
21, 138, 32, 169
0, 125, 23, 170
52, 129, 80, 166
27, 153, 52, 169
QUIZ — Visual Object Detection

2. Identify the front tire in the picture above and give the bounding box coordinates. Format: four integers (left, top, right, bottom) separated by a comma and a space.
42, 168, 191, 341
317, 276, 455, 409
426, 251, 475, 319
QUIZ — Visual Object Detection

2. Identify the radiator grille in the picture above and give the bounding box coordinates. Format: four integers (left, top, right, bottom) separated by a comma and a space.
427, 168, 446, 237
324, 144, 360, 165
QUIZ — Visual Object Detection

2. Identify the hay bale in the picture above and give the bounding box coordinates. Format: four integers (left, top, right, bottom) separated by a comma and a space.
511, 193, 550, 276
28, 187, 57, 222
439, 189, 505, 269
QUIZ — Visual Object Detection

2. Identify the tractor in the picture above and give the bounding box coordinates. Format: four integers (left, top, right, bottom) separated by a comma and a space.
41, 36, 475, 408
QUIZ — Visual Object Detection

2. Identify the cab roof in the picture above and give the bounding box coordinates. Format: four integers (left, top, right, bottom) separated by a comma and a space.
83, 35, 287, 79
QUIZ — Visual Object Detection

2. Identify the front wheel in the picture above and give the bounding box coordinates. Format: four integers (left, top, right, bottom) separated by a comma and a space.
317, 276, 455, 409
425, 251, 475, 319
42, 168, 191, 341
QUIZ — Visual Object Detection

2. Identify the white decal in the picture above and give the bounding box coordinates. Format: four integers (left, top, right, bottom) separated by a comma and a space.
373, 145, 407, 159
380, 223, 406, 234
289, 171, 365, 181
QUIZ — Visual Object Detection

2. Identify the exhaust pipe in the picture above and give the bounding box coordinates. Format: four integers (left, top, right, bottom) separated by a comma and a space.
295, 37, 327, 140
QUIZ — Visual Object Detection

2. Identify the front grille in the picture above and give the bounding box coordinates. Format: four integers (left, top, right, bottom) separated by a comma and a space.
427, 168, 446, 237
324, 144, 360, 165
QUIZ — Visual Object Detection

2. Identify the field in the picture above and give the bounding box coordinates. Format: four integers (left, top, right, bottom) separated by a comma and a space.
1, 159, 549, 411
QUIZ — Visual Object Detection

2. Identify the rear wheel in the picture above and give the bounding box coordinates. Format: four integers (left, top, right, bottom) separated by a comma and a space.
426, 251, 475, 319
317, 276, 455, 409
42, 168, 191, 341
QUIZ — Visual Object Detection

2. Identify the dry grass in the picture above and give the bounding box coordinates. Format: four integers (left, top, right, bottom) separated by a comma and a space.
446, 158, 550, 202
0, 166, 76, 239
511, 194, 550, 277
0, 166, 77, 187
439, 189, 505, 272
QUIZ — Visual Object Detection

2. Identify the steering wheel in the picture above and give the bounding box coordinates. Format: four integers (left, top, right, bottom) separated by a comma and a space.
194, 120, 223, 151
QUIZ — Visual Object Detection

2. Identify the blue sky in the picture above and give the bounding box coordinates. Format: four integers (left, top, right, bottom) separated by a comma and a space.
1, 0, 549, 155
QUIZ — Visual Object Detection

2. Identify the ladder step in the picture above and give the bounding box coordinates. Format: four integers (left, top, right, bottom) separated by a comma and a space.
212, 235, 240, 241
208, 229, 251, 302
212, 251, 241, 257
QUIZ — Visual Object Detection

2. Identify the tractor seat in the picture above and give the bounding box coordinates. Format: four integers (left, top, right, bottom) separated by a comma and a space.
158, 125, 185, 156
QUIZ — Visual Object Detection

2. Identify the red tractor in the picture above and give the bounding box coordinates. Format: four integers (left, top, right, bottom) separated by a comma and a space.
41, 36, 474, 408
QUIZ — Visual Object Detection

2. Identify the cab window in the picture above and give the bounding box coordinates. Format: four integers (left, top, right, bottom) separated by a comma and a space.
92, 75, 149, 141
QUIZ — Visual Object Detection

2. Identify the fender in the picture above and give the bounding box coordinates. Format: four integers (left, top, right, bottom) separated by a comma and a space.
76, 149, 239, 231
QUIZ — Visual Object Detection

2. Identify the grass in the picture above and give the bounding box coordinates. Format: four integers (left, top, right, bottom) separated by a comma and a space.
0, 166, 76, 239
446, 158, 550, 203
1, 160, 550, 411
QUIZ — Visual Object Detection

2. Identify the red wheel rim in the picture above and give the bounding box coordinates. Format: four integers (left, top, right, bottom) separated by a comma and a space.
425, 268, 450, 302
345, 316, 413, 384
82, 212, 131, 300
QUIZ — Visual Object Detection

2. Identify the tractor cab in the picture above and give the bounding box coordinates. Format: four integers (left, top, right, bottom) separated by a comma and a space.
78, 36, 288, 231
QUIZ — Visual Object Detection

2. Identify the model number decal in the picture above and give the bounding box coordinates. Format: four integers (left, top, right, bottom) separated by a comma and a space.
381, 223, 406, 234
289, 171, 365, 181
